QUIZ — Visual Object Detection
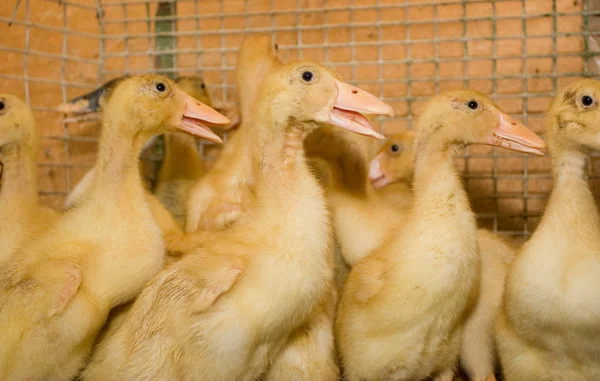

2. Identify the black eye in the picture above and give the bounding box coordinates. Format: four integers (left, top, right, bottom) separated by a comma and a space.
390, 144, 400, 153
467, 100, 479, 110
200, 82, 206, 90
0, 101, 4, 111
156, 83, 166, 92
582, 95, 594, 107
302, 71, 314, 82
274, 43, 279, 51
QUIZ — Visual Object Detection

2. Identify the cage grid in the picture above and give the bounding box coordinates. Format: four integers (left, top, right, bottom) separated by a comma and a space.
0, 0, 598, 237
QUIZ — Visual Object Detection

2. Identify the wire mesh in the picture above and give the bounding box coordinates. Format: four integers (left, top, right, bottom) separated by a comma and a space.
0, 0, 598, 236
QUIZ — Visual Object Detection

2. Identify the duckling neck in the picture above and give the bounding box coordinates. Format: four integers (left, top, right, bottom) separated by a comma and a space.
541, 147, 600, 237
412, 145, 473, 225
91, 120, 149, 195
305, 127, 371, 197
160, 133, 204, 181
253, 118, 309, 179
0, 143, 39, 207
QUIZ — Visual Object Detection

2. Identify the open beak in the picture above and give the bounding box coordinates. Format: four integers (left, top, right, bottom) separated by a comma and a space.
177, 90, 230, 144
485, 110, 547, 156
327, 79, 393, 140
368, 153, 391, 189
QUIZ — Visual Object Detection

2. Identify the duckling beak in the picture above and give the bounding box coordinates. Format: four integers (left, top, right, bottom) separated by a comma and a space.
56, 76, 125, 114
327, 79, 393, 140
368, 153, 391, 189
56, 89, 101, 114
485, 110, 547, 156
177, 91, 229, 144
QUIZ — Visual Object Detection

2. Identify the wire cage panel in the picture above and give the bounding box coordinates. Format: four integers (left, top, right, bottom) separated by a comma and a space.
0, 0, 598, 237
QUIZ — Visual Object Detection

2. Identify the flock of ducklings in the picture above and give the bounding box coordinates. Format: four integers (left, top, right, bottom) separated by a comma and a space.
0, 35, 598, 381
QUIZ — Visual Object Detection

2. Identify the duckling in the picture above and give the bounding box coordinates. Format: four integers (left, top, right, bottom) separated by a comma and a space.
336, 90, 546, 381
0, 94, 58, 263
0, 75, 228, 381
369, 132, 519, 381
368, 131, 416, 204
496, 79, 600, 381
185, 35, 282, 232
81, 61, 393, 381
154, 76, 213, 226
60, 76, 208, 243
305, 127, 413, 267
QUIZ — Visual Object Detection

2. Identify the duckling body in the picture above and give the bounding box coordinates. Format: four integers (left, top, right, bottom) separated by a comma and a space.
186, 35, 282, 232
0, 76, 227, 380
0, 95, 58, 263
336, 91, 546, 381
263, 286, 339, 381
82, 61, 392, 381
306, 127, 413, 266
462, 230, 516, 381
369, 133, 518, 381
497, 80, 600, 381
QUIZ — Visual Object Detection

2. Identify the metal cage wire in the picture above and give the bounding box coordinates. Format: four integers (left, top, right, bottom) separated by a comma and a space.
0, 0, 598, 237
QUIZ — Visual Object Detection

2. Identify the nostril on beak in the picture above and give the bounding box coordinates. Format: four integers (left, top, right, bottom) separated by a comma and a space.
511, 122, 517, 126
351, 89, 358, 94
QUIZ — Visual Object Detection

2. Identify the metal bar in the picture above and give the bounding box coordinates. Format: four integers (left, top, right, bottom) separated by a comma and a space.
98, 21, 600, 40
96, 0, 106, 83
404, 0, 413, 129
99, 37, 600, 56
61, 1, 71, 191
521, 0, 530, 235
42, 0, 97, 11
0, 73, 97, 89
0, 17, 100, 38
23, 0, 31, 102
491, 0, 499, 232
154, 1, 177, 78
0, 47, 100, 64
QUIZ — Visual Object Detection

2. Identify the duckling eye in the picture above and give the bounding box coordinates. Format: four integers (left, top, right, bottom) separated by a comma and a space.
467, 100, 479, 110
200, 83, 206, 90
390, 144, 400, 153
302, 71, 314, 82
582, 95, 594, 107
0, 101, 5, 112
156, 83, 166, 92
274, 43, 279, 51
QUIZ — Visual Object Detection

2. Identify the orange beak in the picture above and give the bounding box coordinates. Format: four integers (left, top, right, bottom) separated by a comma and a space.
485, 110, 547, 156
177, 90, 230, 144
327, 79, 393, 140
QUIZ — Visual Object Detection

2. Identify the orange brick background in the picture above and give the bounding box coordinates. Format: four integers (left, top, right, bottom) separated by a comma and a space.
0, 0, 596, 236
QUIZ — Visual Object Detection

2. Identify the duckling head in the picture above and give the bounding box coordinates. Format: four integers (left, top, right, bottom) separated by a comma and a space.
236, 35, 280, 89
415, 89, 546, 156
369, 131, 416, 189
0, 94, 37, 152
102, 74, 229, 143
546, 78, 600, 154
174, 76, 212, 107
236, 36, 281, 121
264, 61, 393, 139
